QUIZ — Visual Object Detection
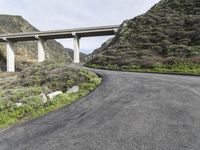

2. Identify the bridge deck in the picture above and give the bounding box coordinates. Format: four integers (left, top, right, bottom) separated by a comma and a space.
0, 25, 119, 42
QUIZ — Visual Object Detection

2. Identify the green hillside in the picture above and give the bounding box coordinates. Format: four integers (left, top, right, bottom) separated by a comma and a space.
87, 0, 200, 74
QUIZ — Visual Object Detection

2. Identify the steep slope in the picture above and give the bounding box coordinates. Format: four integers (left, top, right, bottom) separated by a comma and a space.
0, 15, 71, 71
87, 0, 200, 72
64, 48, 88, 62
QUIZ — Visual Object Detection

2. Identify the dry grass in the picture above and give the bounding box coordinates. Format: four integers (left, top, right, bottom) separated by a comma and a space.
0, 72, 17, 78
0, 72, 17, 89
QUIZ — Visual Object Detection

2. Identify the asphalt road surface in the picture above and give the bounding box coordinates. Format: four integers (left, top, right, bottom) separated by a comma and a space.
0, 69, 200, 150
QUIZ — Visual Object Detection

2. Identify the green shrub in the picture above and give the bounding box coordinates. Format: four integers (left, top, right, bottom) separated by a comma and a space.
0, 64, 101, 129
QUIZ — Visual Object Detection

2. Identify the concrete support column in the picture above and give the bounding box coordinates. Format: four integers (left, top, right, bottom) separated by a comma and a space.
37, 38, 46, 63
73, 33, 80, 63
114, 28, 118, 34
6, 40, 15, 72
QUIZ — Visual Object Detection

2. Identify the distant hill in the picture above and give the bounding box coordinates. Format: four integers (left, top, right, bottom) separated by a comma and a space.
87, 0, 200, 71
64, 48, 88, 62
0, 15, 72, 71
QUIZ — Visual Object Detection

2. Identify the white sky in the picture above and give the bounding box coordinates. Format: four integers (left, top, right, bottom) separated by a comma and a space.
0, 0, 160, 54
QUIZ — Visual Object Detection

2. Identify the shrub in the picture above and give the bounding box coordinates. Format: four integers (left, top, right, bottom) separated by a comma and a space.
0, 64, 102, 129
191, 46, 200, 56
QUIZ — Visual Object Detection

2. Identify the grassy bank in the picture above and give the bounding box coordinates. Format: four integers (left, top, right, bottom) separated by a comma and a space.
0, 63, 101, 129
87, 63, 200, 75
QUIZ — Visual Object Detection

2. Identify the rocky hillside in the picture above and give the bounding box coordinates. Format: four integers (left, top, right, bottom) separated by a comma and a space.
0, 15, 71, 71
64, 48, 88, 62
87, 0, 200, 70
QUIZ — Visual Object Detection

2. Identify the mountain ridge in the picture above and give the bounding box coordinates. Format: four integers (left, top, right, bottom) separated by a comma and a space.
0, 15, 72, 71
87, 0, 200, 73
64, 48, 88, 62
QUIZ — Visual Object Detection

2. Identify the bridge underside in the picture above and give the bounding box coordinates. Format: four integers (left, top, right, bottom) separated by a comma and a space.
0, 25, 119, 72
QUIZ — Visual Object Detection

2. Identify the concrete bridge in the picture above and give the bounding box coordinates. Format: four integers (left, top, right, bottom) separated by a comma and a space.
0, 25, 119, 72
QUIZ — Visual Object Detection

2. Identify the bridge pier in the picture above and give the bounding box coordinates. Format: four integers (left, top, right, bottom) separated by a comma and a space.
6, 40, 15, 72
0, 25, 119, 67
37, 38, 46, 63
73, 33, 80, 63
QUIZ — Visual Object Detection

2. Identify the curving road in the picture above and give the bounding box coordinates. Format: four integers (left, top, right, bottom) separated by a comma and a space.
0, 69, 200, 150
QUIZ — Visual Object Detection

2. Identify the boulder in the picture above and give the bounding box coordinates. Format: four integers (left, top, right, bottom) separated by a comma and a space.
15, 103, 23, 107
66, 86, 79, 94
47, 91, 63, 100
39, 93, 48, 103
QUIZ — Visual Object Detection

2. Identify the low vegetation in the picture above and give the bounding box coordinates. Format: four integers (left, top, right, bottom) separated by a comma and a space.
0, 63, 101, 129
87, 62, 200, 75
87, 0, 200, 75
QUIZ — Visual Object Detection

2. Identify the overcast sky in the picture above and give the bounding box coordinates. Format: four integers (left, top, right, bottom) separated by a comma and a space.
0, 0, 160, 54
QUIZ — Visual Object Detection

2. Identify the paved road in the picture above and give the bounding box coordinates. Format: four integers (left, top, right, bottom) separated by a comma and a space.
0, 69, 200, 150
